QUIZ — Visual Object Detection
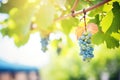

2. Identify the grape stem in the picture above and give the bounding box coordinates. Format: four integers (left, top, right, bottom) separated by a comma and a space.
54, 0, 111, 22
83, 9, 87, 32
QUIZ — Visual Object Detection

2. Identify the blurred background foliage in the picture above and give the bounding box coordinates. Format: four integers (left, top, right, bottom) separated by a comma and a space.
0, 0, 120, 80
41, 43, 120, 80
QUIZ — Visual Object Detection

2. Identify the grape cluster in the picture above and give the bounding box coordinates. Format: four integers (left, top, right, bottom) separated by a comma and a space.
78, 32, 94, 61
40, 37, 49, 52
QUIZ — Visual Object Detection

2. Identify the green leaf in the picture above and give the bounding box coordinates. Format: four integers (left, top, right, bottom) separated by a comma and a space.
92, 32, 105, 45
111, 32, 120, 40
0, 27, 30, 47
92, 32, 119, 48
0, 4, 37, 47
101, 2, 120, 34
61, 18, 79, 34
100, 11, 113, 33
104, 34, 119, 48
14, 34, 30, 47
106, 2, 120, 34
0, 27, 11, 37
35, 4, 55, 28
103, 3, 112, 12
112, 0, 120, 3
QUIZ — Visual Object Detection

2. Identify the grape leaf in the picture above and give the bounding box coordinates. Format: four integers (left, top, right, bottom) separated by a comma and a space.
100, 11, 113, 33
92, 32, 119, 48
111, 32, 120, 40
0, 28, 11, 37
103, 3, 112, 12
35, 4, 55, 28
104, 34, 119, 48
91, 31, 105, 45
111, 0, 120, 3
0, 4, 37, 47
61, 18, 79, 34
101, 2, 120, 34
106, 2, 120, 34
13, 34, 30, 47
0, 27, 30, 47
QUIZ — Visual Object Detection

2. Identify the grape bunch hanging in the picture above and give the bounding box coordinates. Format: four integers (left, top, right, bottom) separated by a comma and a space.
76, 10, 98, 61
76, 23, 98, 61
40, 37, 49, 52
78, 32, 94, 61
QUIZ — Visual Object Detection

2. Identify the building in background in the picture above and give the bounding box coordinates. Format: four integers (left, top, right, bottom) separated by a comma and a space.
0, 59, 40, 80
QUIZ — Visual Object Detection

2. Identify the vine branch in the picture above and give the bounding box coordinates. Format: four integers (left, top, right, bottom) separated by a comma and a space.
71, 0, 79, 12
54, 0, 111, 22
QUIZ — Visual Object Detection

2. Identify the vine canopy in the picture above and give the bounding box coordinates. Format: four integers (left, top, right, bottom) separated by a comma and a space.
0, 0, 120, 48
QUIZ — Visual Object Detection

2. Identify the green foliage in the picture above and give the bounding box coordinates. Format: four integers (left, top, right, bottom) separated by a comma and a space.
92, 32, 119, 48
100, 11, 113, 33
41, 44, 120, 80
35, 3, 55, 28
0, 0, 120, 48
101, 2, 120, 34
61, 18, 79, 34
91, 31, 104, 45
0, 0, 120, 80
106, 2, 120, 34
0, 0, 27, 13
104, 34, 119, 48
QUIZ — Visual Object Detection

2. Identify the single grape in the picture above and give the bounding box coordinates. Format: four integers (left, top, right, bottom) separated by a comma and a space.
80, 51, 84, 55
88, 33, 92, 37
80, 35, 86, 40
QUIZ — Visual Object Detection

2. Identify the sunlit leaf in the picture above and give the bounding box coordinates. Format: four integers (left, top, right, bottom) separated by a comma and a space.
101, 2, 120, 34
13, 34, 30, 47
100, 11, 113, 33
106, 2, 120, 34
35, 4, 55, 28
61, 18, 79, 34
111, 32, 120, 40
87, 23, 98, 34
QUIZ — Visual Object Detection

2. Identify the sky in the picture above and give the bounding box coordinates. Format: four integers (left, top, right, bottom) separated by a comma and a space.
0, 32, 50, 68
